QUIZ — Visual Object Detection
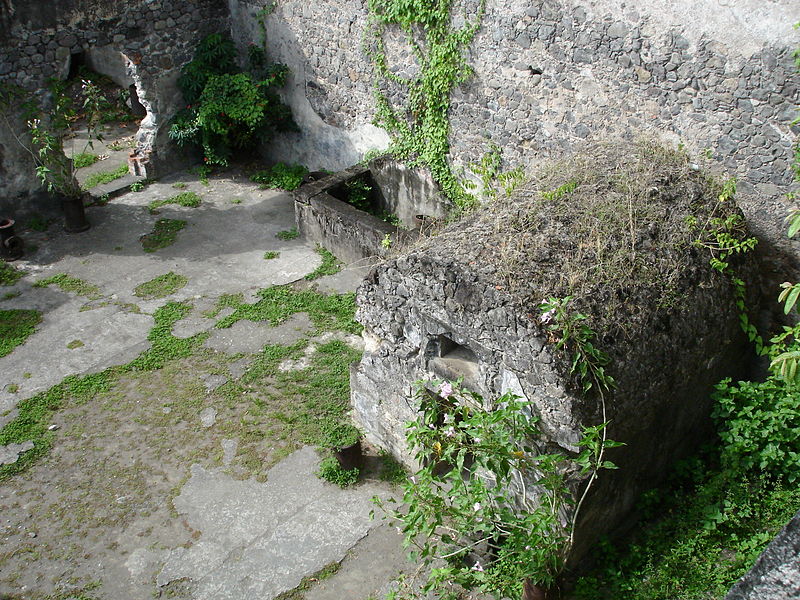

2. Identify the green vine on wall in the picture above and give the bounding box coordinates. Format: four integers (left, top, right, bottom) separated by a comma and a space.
365, 0, 487, 208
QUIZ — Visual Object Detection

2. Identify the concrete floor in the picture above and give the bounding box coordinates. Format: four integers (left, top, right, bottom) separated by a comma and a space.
0, 168, 416, 600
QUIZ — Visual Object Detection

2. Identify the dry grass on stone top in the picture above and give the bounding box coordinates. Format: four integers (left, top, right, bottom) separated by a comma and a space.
412, 139, 752, 353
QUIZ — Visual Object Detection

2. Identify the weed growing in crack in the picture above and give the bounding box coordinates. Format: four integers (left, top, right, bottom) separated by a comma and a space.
304, 246, 342, 281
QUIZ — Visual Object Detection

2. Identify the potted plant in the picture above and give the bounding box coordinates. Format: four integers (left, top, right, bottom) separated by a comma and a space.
1, 78, 110, 233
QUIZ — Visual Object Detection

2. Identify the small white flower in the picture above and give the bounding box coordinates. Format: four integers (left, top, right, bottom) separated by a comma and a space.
443, 413, 454, 424
444, 427, 455, 437
473, 437, 481, 444
473, 502, 482, 512
439, 381, 454, 398
471, 560, 484, 572
540, 308, 556, 324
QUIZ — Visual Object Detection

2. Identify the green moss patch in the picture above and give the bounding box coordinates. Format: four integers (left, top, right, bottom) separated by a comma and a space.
82, 163, 129, 190
304, 246, 343, 281
34, 273, 102, 299
140, 219, 186, 253
0, 309, 43, 358
134, 272, 189, 299
148, 191, 202, 214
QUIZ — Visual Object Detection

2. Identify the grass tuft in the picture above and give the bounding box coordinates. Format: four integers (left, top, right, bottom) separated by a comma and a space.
148, 191, 202, 214
0, 260, 24, 286
73, 153, 99, 169
82, 163, 129, 190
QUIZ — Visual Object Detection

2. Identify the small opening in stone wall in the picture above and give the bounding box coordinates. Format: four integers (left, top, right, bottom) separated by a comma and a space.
67, 50, 86, 80
529, 67, 543, 76
428, 335, 480, 388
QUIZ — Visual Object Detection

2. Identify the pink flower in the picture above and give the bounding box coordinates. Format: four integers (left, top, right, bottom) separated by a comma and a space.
471, 560, 484, 572
540, 308, 556, 325
439, 381, 453, 398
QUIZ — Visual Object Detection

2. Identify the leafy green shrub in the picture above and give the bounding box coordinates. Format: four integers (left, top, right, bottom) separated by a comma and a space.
713, 371, 800, 483
250, 162, 309, 190
73, 152, 99, 168
375, 382, 619, 598
169, 33, 295, 166
574, 472, 800, 600
148, 191, 202, 213
263, 251, 280, 260
344, 178, 372, 211
0, 309, 42, 358
318, 456, 360, 488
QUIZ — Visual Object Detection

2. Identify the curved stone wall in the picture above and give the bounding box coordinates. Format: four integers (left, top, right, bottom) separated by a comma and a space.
0, 0, 226, 215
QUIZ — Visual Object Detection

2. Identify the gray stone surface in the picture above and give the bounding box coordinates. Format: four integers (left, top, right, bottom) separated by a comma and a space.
725, 510, 800, 600
156, 446, 389, 600
0, 441, 35, 466
204, 312, 315, 354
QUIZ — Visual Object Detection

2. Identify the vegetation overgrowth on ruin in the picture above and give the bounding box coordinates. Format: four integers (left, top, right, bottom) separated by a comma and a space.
376, 379, 620, 599
169, 33, 295, 167
575, 49, 800, 594
366, 0, 483, 209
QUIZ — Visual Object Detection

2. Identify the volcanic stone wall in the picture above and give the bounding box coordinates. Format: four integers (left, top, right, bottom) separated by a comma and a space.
351, 187, 750, 559
234, 0, 799, 282
0, 0, 226, 216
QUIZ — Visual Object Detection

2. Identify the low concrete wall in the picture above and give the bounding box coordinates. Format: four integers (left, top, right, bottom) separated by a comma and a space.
294, 160, 446, 263
368, 157, 451, 228
295, 190, 396, 264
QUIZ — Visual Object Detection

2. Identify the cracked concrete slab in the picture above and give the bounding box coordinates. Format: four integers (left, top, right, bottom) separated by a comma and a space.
156, 447, 389, 600
204, 312, 315, 354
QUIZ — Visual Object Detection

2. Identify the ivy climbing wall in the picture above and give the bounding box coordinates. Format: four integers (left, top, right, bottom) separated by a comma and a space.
235, 0, 799, 283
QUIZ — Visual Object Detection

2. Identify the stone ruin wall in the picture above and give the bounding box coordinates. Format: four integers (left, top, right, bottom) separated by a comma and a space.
352, 232, 748, 558
236, 0, 800, 290
0, 0, 227, 216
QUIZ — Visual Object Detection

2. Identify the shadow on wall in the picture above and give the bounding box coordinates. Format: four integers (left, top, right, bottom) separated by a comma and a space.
254, 10, 390, 172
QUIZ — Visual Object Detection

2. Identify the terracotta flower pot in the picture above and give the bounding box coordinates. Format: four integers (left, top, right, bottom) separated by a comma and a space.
333, 440, 363, 471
